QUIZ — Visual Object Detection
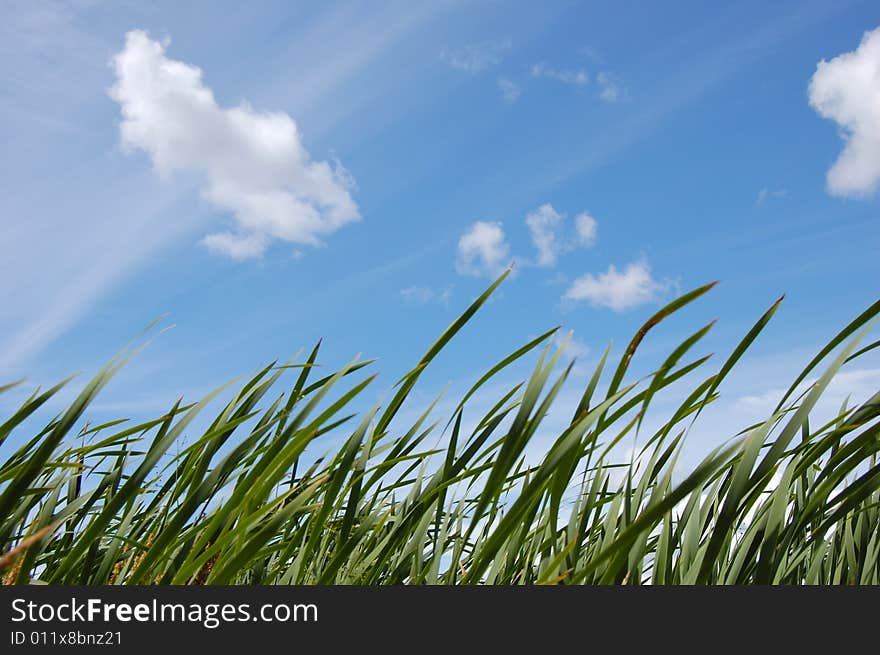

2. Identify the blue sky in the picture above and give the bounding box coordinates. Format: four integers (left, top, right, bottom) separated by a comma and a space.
2, 0, 879, 463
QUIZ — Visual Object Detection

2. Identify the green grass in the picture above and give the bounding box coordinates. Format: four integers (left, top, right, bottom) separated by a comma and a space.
1, 271, 879, 585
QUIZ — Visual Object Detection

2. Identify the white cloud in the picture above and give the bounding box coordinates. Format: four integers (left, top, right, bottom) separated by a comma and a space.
201, 231, 269, 261
755, 187, 788, 206
498, 77, 521, 103
456, 221, 510, 278
531, 63, 588, 86
400, 285, 452, 306
736, 367, 880, 414
596, 71, 622, 103
554, 330, 590, 359
525, 204, 564, 267
443, 39, 511, 73
525, 204, 597, 267
564, 259, 669, 311
109, 30, 359, 260
0, 3, 441, 373
574, 211, 597, 246
808, 26, 880, 197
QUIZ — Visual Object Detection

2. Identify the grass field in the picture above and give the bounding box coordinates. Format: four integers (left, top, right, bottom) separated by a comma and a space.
2, 271, 879, 585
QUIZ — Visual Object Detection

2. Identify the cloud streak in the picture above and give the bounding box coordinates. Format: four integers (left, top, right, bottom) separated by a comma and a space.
755, 187, 787, 206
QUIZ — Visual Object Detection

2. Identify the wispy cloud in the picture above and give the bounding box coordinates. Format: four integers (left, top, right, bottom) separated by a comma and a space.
554, 330, 590, 359
596, 71, 623, 103
455, 221, 511, 278
526, 204, 565, 267
443, 39, 512, 73
0, 180, 195, 373
574, 212, 598, 247
400, 285, 453, 306
564, 259, 670, 311
110, 30, 360, 261
755, 186, 788, 206
507, 2, 846, 207
530, 62, 588, 86
259, 2, 457, 143
808, 25, 880, 197
529, 63, 625, 102
736, 367, 880, 414
498, 77, 521, 103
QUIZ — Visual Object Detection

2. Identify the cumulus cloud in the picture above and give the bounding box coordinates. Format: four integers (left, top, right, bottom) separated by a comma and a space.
808, 26, 880, 197
498, 77, 521, 103
108, 30, 359, 260
457, 206, 598, 279
564, 259, 669, 311
443, 39, 511, 73
531, 63, 589, 86
525, 204, 597, 267
456, 221, 511, 277
400, 285, 453, 306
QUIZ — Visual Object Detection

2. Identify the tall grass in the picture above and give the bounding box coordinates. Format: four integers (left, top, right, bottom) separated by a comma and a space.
1, 272, 879, 584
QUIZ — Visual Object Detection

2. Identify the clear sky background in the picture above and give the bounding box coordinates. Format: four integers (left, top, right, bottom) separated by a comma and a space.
2, 0, 879, 465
